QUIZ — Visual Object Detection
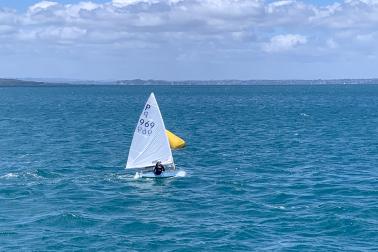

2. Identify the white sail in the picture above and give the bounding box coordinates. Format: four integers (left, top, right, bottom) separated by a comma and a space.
126, 93, 174, 169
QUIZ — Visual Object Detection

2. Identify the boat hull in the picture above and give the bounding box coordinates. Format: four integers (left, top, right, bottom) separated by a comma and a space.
139, 171, 177, 178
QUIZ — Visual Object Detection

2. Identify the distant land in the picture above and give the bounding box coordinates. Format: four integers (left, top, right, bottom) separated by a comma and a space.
116, 79, 378, 85
0, 78, 47, 86
1, 78, 378, 86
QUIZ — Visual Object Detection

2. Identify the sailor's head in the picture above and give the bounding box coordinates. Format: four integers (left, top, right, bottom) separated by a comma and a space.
156, 161, 161, 165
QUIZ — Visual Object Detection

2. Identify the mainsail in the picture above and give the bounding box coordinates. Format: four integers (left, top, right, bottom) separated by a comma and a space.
126, 93, 174, 169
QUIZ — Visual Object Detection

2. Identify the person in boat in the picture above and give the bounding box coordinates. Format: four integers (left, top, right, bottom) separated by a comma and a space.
153, 161, 165, 175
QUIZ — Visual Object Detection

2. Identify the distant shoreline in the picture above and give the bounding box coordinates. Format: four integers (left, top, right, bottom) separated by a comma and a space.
1, 78, 378, 86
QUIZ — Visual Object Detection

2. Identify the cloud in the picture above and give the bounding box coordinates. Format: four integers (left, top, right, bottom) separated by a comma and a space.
0, 0, 374, 47
112, 0, 160, 7
2, 0, 378, 79
28, 1, 59, 13
263, 34, 307, 53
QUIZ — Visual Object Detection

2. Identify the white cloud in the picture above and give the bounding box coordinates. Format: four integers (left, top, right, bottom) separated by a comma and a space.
2, 0, 378, 79
0, 0, 372, 44
263, 34, 307, 53
1, 0, 378, 52
66, 2, 101, 14
112, 0, 159, 7
39, 26, 87, 41
28, 1, 59, 13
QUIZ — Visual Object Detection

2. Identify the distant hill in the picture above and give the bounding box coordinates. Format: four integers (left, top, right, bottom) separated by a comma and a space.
2, 78, 378, 86
116, 78, 378, 85
0, 78, 46, 86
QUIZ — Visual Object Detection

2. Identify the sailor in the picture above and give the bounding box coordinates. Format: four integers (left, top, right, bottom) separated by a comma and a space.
153, 161, 165, 175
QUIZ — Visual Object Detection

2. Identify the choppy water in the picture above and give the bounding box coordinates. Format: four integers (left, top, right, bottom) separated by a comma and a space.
0, 85, 377, 251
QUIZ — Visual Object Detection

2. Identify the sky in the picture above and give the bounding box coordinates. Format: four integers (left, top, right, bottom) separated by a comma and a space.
1, 0, 378, 80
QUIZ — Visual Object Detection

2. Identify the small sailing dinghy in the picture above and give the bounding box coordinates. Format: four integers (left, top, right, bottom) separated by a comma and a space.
126, 93, 184, 178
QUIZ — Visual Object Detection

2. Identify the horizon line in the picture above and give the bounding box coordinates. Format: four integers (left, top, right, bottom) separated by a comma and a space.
10, 77, 378, 82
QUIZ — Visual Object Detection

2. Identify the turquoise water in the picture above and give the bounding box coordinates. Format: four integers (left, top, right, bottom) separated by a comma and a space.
0, 85, 377, 251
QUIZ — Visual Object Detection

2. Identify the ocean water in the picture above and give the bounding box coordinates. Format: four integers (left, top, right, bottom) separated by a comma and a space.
0, 85, 377, 251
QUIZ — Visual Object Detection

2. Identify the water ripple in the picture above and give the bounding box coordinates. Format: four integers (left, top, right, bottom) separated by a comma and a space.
0, 85, 377, 250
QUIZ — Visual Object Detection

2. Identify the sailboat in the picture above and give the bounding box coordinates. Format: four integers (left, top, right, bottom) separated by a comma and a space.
126, 92, 185, 178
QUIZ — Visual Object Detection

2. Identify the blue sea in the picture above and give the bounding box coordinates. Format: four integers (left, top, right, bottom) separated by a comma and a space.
0, 85, 377, 251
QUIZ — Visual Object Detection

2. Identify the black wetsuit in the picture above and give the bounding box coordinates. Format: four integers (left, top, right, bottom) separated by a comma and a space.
153, 163, 165, 175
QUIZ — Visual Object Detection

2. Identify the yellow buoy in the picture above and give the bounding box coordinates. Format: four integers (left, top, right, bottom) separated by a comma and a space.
166, 130, 186, 149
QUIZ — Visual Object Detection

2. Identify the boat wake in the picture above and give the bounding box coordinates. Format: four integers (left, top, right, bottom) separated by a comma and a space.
175, 170, 187, 177
133, 170, 186, 180
0, 171, 43, 180
0, 173, 19, 179
133, 172, 142, 180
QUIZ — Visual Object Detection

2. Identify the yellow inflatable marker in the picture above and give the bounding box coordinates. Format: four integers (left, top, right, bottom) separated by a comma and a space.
166, 130, 186, 149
